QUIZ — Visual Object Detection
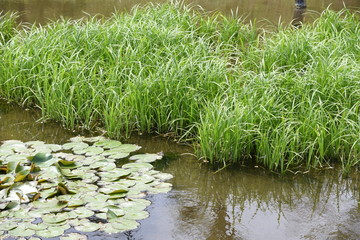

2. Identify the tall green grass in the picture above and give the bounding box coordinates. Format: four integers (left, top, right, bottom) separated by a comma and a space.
0, 12, 18, 45
0, 3, 358, 172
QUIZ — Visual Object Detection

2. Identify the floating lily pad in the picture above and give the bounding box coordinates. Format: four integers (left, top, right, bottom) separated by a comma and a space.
94, 140, 122, 149
74, 221, 101, 232
75, 146, 104, 156
122, 162, 153, 171
36, 227, 65, 238
60, 233, 88, 240
8, 226, 35, 237
112, 144, 141, 153
62, 142, 89, 151
129, 153, 162, 163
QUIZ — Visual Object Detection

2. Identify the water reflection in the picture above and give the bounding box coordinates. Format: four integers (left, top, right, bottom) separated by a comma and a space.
0, 0, 358, 25
0, 100, 78, 143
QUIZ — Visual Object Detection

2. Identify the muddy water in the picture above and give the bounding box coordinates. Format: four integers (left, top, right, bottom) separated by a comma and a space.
0, 0, 359, 25
1, 101, 359, 239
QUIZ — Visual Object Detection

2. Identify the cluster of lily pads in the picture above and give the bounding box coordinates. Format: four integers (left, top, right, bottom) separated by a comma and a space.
0, 136, 173, 239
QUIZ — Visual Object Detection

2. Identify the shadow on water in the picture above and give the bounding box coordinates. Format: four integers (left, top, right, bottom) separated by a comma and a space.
0, 100, 359, 239
0, 0, 359, 25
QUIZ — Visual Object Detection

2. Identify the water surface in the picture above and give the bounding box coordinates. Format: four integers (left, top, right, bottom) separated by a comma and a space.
0, 0, 359, 25
0, 101, 359, 239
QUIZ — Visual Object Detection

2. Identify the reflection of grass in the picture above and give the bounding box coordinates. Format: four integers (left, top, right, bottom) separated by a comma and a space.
0, 3, 359, 172
170, 158, 359, 222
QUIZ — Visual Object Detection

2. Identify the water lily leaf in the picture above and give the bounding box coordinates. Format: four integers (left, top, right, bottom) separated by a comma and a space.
129, 153, 163, 163
42, 212, 69, 224
74, 146, 104, 156
122, 162, 153, 171
153, 173, 174, 181
60, 233, 88, 240
5, 154, 28, 164
46, 144, 62, 152
94, 140, 122, 149
6, 161, 17, 173
29, 237, 41, 240
119, 201, 148, 211
72, 207, 94, 218
36, 227, 64, 238
111, 218, 139, 231
112, 144, 141, 153
108, 153, 130, 159
83, 136, 106, 143
29, 153, 53, 166
28, 223, 48, 231
100, 223, 123, 234
130, 174, 155, 184
0, 221, 17, 231
74, 221, 100, 232
107, 209, 118, 220
123, 210, 149, 220
26, 141, 45, 147
8, 226, 35, 237
66, 198, 85, 208
14, 169, 30, 182
58, 160, 78, 169
62, 142, 88, 151
69, 136, 85, 142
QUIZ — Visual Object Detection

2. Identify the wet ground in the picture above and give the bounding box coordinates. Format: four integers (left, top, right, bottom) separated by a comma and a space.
0, 100, 359, 240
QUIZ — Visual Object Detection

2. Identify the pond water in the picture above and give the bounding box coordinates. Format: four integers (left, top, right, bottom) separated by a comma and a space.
0, 100, 359, 240
0, 0, 359, 25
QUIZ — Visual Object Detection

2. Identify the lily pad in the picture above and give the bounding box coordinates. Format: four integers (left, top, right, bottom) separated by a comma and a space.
36, 227, 65, 238
74, 221, 101, 232
94, 140, 122, 149
74, 146, 104, 156
122, 162, 153, 171
8, 226, 35, 237
60, 233, 88, 240
129, 153, 162, 163
29, 153, 53, 166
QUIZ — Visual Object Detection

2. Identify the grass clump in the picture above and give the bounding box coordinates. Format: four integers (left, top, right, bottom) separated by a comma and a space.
0, 2, 359, 172
0, 12, 18, 45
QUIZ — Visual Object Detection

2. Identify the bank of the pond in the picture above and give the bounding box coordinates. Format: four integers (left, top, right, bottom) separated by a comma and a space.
0, 3, 359, 172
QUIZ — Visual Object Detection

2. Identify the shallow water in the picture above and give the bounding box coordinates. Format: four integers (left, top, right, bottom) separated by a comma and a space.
0, 101, 359, 239
0, 0, 359, 25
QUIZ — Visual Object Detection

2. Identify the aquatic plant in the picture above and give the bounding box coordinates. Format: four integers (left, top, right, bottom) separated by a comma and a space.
0, 3, 359, 172
0, 137, 172, 238
0, 12, 17, 45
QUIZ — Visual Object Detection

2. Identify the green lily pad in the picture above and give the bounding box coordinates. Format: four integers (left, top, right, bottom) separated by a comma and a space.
94, 140, 122, 149
129, 153, 162, 163
29, 153, 53, 166
74, 146, 104, 156
36, 227, 65, 238
8, 226, 35, 237
112, 144, 141, 153
122, 162, 153, 170
0, 220, 17, 231
72, 207, 94, 218
153, 173, 174, 181
60, 233, 88, 240
74, 221, 100, 232
42, 212, 69, 224
62, 142, 89, 151
123, 210, 149, 220
111, 218, 139, 231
